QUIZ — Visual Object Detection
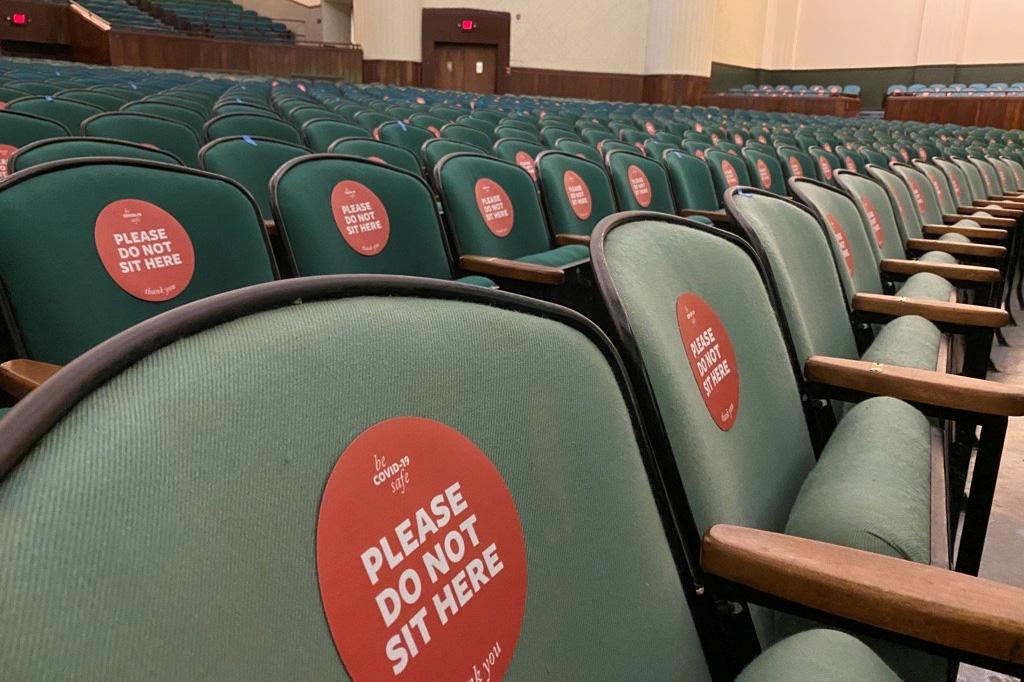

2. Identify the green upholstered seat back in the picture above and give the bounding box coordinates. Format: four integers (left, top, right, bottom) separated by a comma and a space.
988, 156, 1017, 191
834, 170, 908, 262
0, 282, 708, 681
82, 113, 201, 167
421, 138, 480, 173
436, 154, 553, 259
581, 128, 615, 146
790, 178, 886, 299
495, 125, 540, 143
777, 146, 817, 182
0, 160, 275, 364
353, 110, 393, 131
205, 113, 301, 145
597, 217, 815, 535
302, 119, 370, 152
440, 123, 492, 151
866, 165, 924, 241
742, 147, 787, 196
555, 138, 603, 165
808, 146, 839, 186
969, 156, 1003, 196
54, 91, 123, 111
375, 121, 435, 157
726, 189, 860, 365
493, 139, 545, 180
198, 136, 309, 219
271, 156, 454, 280
0, 110, 69, 177
952, 157, 989, 201
606, 150, 676, 213
664, 150, 720, 210
535, 151, 617, 238
327, 138, 422, 176
835, 147, 866, 174
11, 137, 184, 173
6, 96, 102, 134
706, 149, 751, 198
911, 161, 958, 215
288, 107, 338, 128
120, 101, 206, 135
890, 163, 944, 224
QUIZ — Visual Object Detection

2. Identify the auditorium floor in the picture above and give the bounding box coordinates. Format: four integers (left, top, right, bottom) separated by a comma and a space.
959, 301, 1024, 682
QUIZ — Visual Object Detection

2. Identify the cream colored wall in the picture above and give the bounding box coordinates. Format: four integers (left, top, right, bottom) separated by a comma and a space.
711, 0, 766, 68
646, 0, 715, 76
235, 0, 323, 41
351, 0, 421, 61
321, 0, 352, 44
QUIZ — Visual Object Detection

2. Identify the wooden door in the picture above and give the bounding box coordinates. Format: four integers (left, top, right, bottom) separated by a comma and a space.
432, 43, 498, 94
433, 43, 465, 92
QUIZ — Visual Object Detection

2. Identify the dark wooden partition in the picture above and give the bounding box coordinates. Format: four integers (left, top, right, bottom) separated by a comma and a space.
885, 95, 1024, 128
702, 93, 861, 117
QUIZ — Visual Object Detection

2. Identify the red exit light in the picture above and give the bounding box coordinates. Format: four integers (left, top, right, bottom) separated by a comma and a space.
460, 19, 476, 31
11, 13, 28, 25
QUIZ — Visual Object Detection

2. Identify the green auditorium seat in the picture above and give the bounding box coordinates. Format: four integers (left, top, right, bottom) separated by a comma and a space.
54, 89, 124, 111
0, 86, 30, 106
742, 146, 788, 196
455, 116, 496, 140
706, 148, 752, 199
5, 96, 102, 134
535, 150, 617, 243
205, 113, 301, 145
808, 145, 840, 185
439, 123, 492, 151
302, 119, 370, 152
593, 209, 1023, 682
82, 112, 202, 167
0, 158, 276, 378
121, 101, 207, 135
434, 152, 592, 305
327, 138, 422, 176
408, 112, 446, 136
353, 110, 392, 132
835, 146, 867, 174
493, 138, 544, 181
494, 124, 540, 143
682, 139, 712, 159
8, 275, 1015, 679
270, 155, 491, 287
198, 135, 308, 221
554, 137, 603, 165
663, 150, 730, 224
420, 137, 480, 174
10, 137, 183, 173
605, 149, 676, 213
540, 125, 576, 147
778, 145, 819, 182
0, 110, 69, 179
287, 106, 339, 129
374, 121, 435, 157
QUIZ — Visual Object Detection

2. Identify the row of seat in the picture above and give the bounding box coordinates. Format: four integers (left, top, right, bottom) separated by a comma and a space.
726, 83, 861, 97
888, 82, 1024, 97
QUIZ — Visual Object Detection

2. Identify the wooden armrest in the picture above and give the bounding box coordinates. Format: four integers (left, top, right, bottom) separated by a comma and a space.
924, 224, 1008, 241
680, 208, 731, 225
701, 524, 1024, 666
905, 238, 1006, 260
262, 218, 277, 236
853, 293, 1008, 328
458, 255, 566, 285
0, 359, 63, 399
804, 355, 1024, 416
956, 205, 1021, 219
554, 233, 590, 246
970, 200, 1023, 215
879, 258, 1001, 283
943, 212, 1015, 228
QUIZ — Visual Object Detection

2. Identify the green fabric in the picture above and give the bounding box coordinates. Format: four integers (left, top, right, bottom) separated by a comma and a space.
303, 119, 369, 152
835, 172, 911, 262
664, 150, 721, 210
536, 152, 617, 237
6, 97, 102, 134
861, 315, 941, 371
83, 113, 201, 167
954, 159, 989, 202
376, 122, 435, 157
742, 147, 788, 196
938, 231, 971, 244
606, 151, 676, 213
328, 138, 421, 176
516, 244, 589, 268
786, 396, 931, 562
706, 149, 751, 198
934, 158, 975, 206
867, 166, 925, 242
917, 249, 959, 265
440, 124, 491, 151
421, 138, 480, 171
0, 161, 275, 364
778, 147, 817, 182
206, 114, 301, 145
602, 218, 815, 536
0, 110, 69, 149
892, 165, 944, 224
454, 274, 496, 287
437, 154, 555, 260
11, 138, 182, 172
913, 162, 958, 215
494, 139, 545, 166
737, 630, 900, 682
897, 271, 956, 301
199, 137, 307, 219
0, 295, 707, 680
272, 157, 455, 280
554, 139, 602, 165
729, 192, 860, 365
121, 102, 206, 134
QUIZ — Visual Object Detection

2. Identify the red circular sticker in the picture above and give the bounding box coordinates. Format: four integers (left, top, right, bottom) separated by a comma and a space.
907, 178, 927, 214
822, 143, 833, 153
94, 199, 195, 302
997, 166, 1009, 187
710, 133, 720, 145
756, 159, 772, 189
331, 180, 391, 256
949, 173, 963, 201
562, 170, 592, 220
0, 101, 7, 110
427, 126, 440, 138
0, 143, 16, 179
514, 151, 536, 181
644, 121, 656, 135
416, 96, 426, 104
928, 177, 945, 204
817, 155, 833, 180
860, 196, 885, 247
367, 156, 388, 166
899, 148, 910, 162
676, 293, 739, 431
788, 156, 803, 177
474, 178, 514, 237
844, 156, 858, 172
825, 214, 856, 276
317, 417, 527, 682
918, 148, 928, 160
634, 142, 645, 154
627, 164, 652, 207
721, 159, 740, 188
734, 133, 744, 145
694, 123, 703, 133
695, 148, 706, 160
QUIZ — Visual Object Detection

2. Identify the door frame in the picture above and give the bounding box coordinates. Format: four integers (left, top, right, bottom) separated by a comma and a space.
421, 8, 510, 93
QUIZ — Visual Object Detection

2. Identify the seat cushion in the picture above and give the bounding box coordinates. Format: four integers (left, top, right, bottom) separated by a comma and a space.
860, 315, 941, 371
456, 274, 497, 288
917, 250, 959, 265
737, 630, 900, 682
516, 244, 590, 268
786, 396, 931, 563
895, 271, 955, 302
937, 232, 971, 244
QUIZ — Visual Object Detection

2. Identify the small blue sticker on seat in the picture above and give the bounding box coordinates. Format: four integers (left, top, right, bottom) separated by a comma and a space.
243, 135, 258, 146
